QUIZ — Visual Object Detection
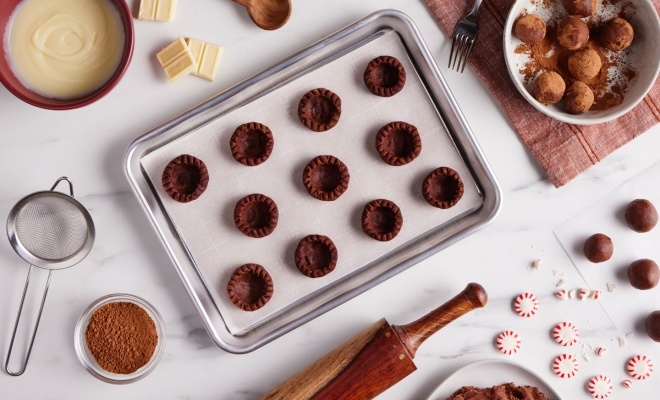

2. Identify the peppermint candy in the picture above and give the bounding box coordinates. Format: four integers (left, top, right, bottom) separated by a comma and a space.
553, 322, 579, 346
568, 290, 576, 299
553, 354, 579, 378
588, 375, 612, 399
591, 290, 601, 299
579, 288, 589, 300
555, 289, 567, 300
622, 379, 632, 388
496, 331, 521, 355
596, 347, 608, 356
515, 293, 539, 318
628, 355, 654, 380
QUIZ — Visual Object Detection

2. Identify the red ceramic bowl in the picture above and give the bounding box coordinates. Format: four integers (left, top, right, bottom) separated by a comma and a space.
0, 0, 134, 110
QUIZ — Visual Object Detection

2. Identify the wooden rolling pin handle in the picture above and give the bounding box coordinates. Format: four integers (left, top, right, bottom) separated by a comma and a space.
392, 283, 487, 359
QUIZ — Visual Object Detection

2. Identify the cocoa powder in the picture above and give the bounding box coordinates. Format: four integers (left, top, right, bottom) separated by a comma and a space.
85, 302, 158, 374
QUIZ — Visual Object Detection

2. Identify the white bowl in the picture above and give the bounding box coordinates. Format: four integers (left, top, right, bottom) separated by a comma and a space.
503, 0, 660, 125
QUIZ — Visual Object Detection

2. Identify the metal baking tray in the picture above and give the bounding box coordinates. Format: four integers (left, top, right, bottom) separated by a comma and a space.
124, 9, 502, 353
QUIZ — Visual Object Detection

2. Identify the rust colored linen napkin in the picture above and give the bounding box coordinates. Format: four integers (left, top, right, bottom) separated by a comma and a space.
424, 0, 660, 187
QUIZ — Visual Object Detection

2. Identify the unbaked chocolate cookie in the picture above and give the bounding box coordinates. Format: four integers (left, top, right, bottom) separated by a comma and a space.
375, 122, 422, 166
363, 56, 406, 97
361, 199, 403, 242
230, 122, 274, 166
302, 155, 350, 201
294, 235, 338, 278
422, 167, 464, 209
161, 154, 209, 203
625, 199, 658, 233
226, 263, 273, 311
583, 233, 613, 263
298, 88, 341, 132
234, 194, 279, 238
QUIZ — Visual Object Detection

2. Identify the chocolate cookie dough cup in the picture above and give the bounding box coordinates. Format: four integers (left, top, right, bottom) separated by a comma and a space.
227, 264, 273, 311
230, 122, 274, 166
361, 199, 403, 242
294, 235, 338, 278
234, 194, 279, 238
422, 167, 464, 209
162, 154, 209, 203
375, 122, 422, 166
363, 56, 406, 97
302, 155, 350, 201
298, 88, 342, 132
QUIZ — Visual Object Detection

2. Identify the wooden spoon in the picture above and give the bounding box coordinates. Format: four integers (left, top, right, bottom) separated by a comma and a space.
233, 0, 292, 31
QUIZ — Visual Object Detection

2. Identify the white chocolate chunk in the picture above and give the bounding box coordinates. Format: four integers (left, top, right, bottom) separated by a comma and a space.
157, 38, 197, 83
186, 38, 223, 81
138, 0, 157, 20
139, 0, 177, 22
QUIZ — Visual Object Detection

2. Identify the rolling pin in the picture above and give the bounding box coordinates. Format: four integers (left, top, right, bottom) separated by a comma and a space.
261, 283, 488, 400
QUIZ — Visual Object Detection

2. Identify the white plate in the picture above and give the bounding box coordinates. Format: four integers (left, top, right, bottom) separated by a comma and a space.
503, 0, 660, 125
425, 359, 562, 400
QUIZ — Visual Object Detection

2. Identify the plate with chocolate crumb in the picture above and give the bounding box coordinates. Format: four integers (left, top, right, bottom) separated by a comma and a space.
503, 0, 660, 125
426, 359, 561, 400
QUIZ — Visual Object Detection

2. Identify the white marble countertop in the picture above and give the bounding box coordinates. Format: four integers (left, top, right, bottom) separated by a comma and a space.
1, 0, 659, 399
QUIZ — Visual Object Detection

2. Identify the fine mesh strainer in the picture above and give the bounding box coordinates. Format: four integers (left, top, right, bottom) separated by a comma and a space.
4, 177, 95, 376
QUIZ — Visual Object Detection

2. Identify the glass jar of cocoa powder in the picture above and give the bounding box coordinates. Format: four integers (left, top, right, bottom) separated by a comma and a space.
74, 293, 166, 384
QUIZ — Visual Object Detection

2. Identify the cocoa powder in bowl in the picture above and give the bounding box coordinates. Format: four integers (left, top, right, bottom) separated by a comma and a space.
85, 302, 158, 375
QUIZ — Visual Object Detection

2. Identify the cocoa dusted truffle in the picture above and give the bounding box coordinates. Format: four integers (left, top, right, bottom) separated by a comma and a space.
375, 121, 422, 166
363, 56, 406, 97
422, 167, 464, 209
562, 0, 598, 17
601, 18, 634, 51
298, 88, 341, 132
514, 14, 546, 45
230, 122, 274, 166
557, 16, 589, 50
162, 154, 209, 203
362, 199, 403, 242
583, 233, 613, 263
563, 81, 594, 114
533, 71, 566, 104
628, 259, 660, 290
294, 235, 338, 278
227, 264, 273, 311
646, 311, 660, 342
625, 199, 658, 233
302, 155, 350, 201
234, 194, 279, 238
568, 49, 602, 81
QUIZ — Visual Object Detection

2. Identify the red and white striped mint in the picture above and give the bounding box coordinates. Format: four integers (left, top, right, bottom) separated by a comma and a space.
579, 288, 589, 300
555, 289, 568, 300
515, 293, 539, 318
553, 322, 579, 346
553, 354, 579, 378
591, 290, 601, 300
628, 355, 654, 380
496, 331, 521, 355
596, 347, 608, 356
622, 379, 633, 388
588, 375, 612, 399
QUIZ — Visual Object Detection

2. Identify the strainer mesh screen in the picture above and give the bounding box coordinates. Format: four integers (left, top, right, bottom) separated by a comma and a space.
14, 196, 88, 261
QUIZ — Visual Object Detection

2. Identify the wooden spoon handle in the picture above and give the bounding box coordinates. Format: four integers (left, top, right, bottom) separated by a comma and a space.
392, 283, 487, 358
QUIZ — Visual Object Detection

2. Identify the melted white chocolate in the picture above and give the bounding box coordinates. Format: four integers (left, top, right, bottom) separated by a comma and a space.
6, 0, 125, 99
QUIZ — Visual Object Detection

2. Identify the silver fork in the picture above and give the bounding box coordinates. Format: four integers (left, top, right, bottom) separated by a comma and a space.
448, 0, 483, 73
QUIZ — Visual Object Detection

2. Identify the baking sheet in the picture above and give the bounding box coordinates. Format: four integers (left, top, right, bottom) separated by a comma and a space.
141, 31, 483, 335
554, 161, 660, 396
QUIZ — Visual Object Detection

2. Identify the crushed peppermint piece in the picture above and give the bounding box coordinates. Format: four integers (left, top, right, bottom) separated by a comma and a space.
619, 337, 628, 347
532, 259, 542, 270
607, 283, 616, 292
557, 279, 566, 287
626, 332, 634, 339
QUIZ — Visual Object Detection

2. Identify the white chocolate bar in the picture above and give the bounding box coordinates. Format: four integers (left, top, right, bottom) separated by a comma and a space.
157, 38, 197, 83
138, 0, 177, 22
186, 38, 223, 81
138, 0, 157, 20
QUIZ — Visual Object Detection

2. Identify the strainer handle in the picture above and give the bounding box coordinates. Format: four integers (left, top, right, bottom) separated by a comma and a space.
50, 176, 74, 196
4, 265, 53, 376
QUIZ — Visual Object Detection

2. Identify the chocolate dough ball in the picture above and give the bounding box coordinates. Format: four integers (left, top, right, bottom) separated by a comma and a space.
562, 0, 598, 17
601, 18, 634, 51
583, 233, 613, 263
557, 16, 590, 50
625, 199, 658, 233
568, 49, 602, 81
647, 311, 660, 342
533, 71, 566, 104
515, 14, 546, 45
563, 81, 594, 114
629, 259, 660, 290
